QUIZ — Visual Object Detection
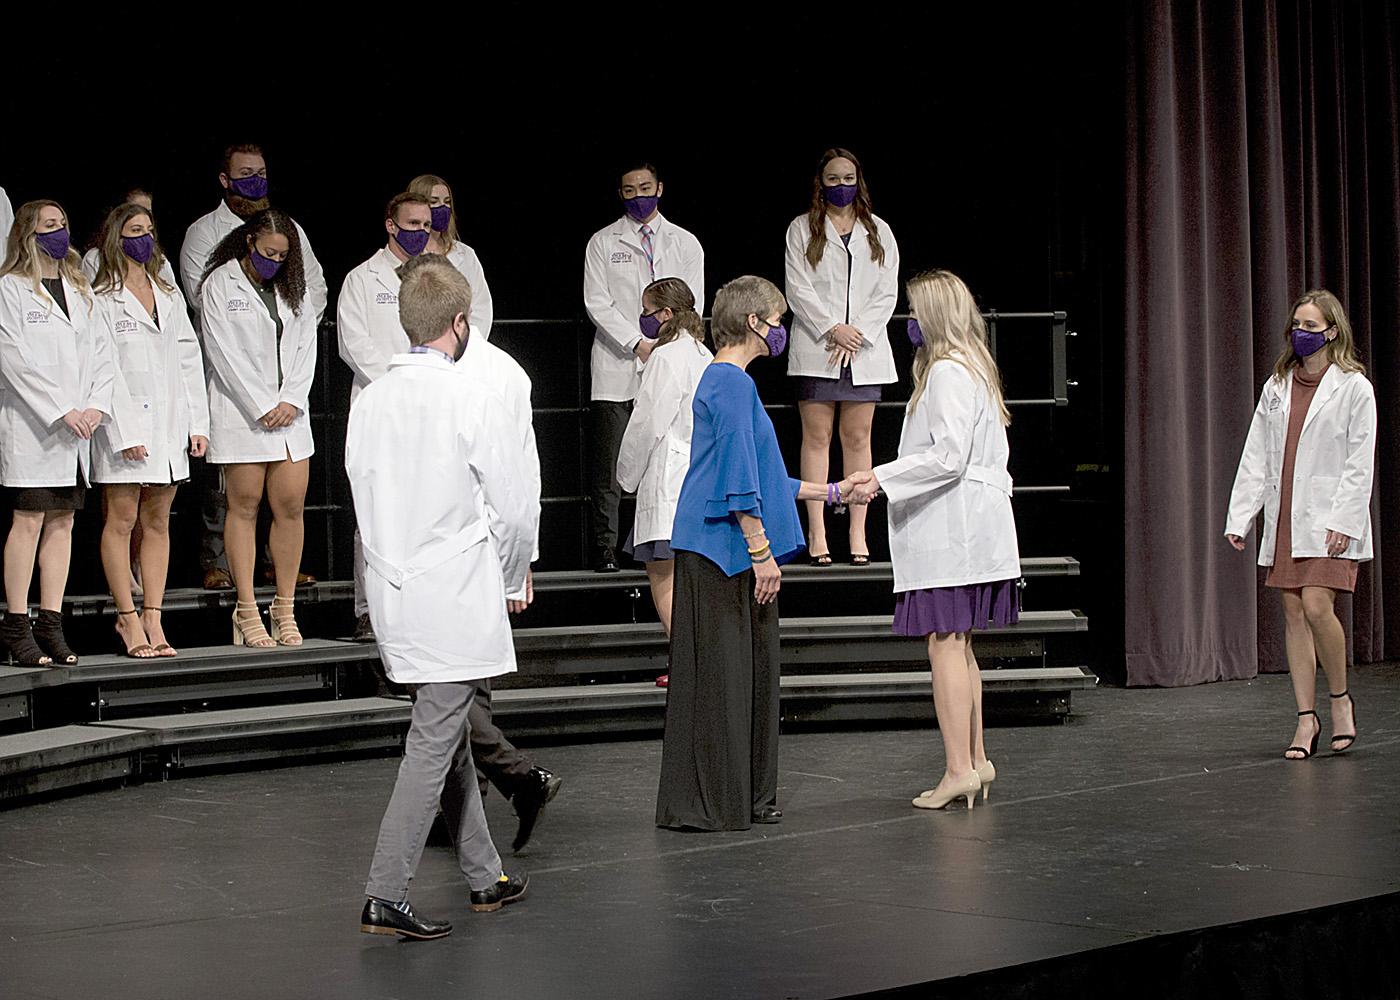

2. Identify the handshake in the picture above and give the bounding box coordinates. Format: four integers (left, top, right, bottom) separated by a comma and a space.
835, 470, 882, 506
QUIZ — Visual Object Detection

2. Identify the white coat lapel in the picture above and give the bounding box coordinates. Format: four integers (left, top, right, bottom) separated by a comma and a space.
369, 249, 401, 297
29, 281, 76, 330
117, 284, 160, 334
1300, 365, 1343, 435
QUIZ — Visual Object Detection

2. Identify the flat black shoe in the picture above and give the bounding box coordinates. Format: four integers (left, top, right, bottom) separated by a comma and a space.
592, 549, 619, 573
1330, 691, 1357, 753
360, 897, 452, 940
512, 767, 563, 853
31, 609, 77, 665
351, 613, 376, 643
470, 872, 529, 912
0, 612, 52, 667
752, 806, 783, 824
1284, 709, 1321, 760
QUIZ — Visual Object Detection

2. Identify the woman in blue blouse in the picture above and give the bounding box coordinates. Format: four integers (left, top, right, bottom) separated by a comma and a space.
657, 275, 852, 832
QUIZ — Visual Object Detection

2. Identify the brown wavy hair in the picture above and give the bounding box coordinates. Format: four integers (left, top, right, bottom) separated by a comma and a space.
91, 203, 175, 296
1272, 289, 1365, 381
804, 147, 885, 270
642, 277, 704, 348
199, 208, 305, 315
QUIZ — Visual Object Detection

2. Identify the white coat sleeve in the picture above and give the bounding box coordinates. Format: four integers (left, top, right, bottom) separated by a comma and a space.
457, 245, 494, 341
92, 301, 140, 452
0, 281, 73, 427
180, 222, 217, 315
784, 219, 838, 340
856, 224, 899, 341
295, 224, 329, 325
616, 352, 681, 494
1326, 381, 1377, 541
1223, 384, 1273, 539
201, 277, 279, 423
83, 302, 116, 420
0, 189, 12, 246
679, 237, 705, 317
81, 249, 100, 284
873, 364, 977, 504
468, 400, 540, 598
173, 297, 211, 438
335, 271, 392, 387
279, 305, 318, 414
583, 235, 642, 356
515, 373, 542, 569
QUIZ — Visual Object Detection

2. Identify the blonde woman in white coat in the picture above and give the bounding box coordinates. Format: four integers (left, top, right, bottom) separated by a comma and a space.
785, 148, 899, 567
407, 174, 494, 339
1226, 290, 1374, 760
91, 202, 210, 658
616, 278, 712, 684
198, 209, 316, 650
849, 270, 1019, 811
0, 200, 113, 667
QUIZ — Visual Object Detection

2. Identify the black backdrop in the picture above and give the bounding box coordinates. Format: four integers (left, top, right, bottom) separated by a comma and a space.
6, 15, 1122, 667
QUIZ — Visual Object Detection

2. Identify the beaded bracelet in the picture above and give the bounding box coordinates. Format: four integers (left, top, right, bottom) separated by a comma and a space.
743, 528, 766, 540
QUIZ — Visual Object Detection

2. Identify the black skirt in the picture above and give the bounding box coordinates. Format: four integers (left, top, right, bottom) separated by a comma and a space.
656, 549, 780, 832
6, 484, 86, 512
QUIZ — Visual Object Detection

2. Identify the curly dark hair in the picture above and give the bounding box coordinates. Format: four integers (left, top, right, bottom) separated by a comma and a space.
199, 208, 305, 315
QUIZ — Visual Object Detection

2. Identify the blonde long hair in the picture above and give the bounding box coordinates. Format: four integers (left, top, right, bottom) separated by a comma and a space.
407, 174, 458, 246
906, 270, 1009, 425
1272, 289, 1365, 381
0, 200, 91, 304
91, 203, 175, 296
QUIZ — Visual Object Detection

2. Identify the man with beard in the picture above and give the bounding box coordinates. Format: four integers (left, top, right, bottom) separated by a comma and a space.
180, 144, 328, 591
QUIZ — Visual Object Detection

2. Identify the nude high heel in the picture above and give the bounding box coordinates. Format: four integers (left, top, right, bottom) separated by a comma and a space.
975, 760, 996, 801
233, 602, 275, 649
269, 596, 303, 647
913, 772, 982, 811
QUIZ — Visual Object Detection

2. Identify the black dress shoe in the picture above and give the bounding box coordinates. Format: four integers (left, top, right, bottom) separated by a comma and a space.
351, 613, 376, 643
752, 806, 783, 824
512, 767, 563, 853
360, 897, 452, 940
470, 872, 529, 912
593, 548, 620, 573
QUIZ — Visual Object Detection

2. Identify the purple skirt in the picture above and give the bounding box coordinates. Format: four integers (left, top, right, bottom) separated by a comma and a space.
623, 528, 674, 563
893, 578, 1021, 637
793, 364, 882, 403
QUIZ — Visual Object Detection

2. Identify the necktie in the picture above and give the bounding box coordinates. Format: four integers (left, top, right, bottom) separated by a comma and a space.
640, 224, 655, 279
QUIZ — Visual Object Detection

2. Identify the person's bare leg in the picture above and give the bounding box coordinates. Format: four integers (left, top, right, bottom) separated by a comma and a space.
139, 486, 178, 654
223, 464, 268, 606
839, 401, 875, 558
1300, 585, 1352, 741
798, 401, 836, 559
1280, 589, 1320, 757
36, 511, 75, 612
265, 457, 309, 599
965, 637, 987, 769
645, 559, 676, 637
101, 484, 150, 652
926, 632, 975, 796
4, 511, 45, 613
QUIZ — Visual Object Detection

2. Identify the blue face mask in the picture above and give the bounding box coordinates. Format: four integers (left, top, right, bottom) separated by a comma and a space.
623, 194, 659, 222
429, 204, 452, 233
35, 227, 71, 260
394, 226, 431, 257
249, 248, 283, 281
906, 318, 924, 347
122, 233, 156, 264
757, 319, 787, 357
1290, 326, 1331, 358
229, 174, 269, 200
639, 311, 664, 339
823, 183, 858, 208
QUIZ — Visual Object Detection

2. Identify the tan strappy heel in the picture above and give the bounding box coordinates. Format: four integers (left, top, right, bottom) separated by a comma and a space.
269, 596, 303, 647
233, 602, 275, 649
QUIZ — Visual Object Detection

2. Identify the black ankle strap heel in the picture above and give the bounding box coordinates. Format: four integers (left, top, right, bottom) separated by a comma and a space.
1329, 691, 1357, 753
1285, 709, 1320, 760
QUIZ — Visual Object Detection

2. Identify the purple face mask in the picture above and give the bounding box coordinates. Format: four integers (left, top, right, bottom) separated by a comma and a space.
639, 311, 664, 339
35, 227, 71, 260
760, 320, 788, 358
623, 194, 659, 222
394, 226, 431, 257
122, 233, 156, 264
430, 205, 452, 233
823, 183, 858, 208
229, 174, 269, 200
1290, 327, 1331, 358
906, 318, 925, 347
249, 248, 283, 281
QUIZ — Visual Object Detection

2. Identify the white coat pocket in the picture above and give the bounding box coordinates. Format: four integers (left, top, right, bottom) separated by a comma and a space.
116, 332, 151, 373
28, 332, 61, 367
1308, 475, 1340, 526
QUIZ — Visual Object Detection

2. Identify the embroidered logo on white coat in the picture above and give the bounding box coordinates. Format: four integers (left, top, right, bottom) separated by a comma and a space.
226, 297, 252, 314
610, 251, 633, 264
25, 309, 50, 325
375, 292, 398, 305
115, 319, 139, 334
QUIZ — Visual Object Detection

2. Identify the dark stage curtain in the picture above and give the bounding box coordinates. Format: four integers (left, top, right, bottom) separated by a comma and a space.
1123, 0, 1400, 685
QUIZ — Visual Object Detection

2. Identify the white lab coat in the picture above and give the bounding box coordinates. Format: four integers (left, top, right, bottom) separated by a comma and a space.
874, 359, 1020, 591
784, 213, 900, 385
1225, 366, 1376, 562
179, 201, 328, 325
345, 352, 539, 684
199, 258, 316, 464
445, 241, 494, 340
336, 248, 409, 409
0, 273, 113, 487
0, 188, 14, 248
583, 213, 704, 402
91, 281, 210, 484
616, 335, 713, 545
457, 327, 541, 567
81, 247, 177, 290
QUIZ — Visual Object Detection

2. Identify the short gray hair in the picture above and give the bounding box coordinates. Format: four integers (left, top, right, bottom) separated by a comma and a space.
396, 254, 473, 346
710, 275, 786, 349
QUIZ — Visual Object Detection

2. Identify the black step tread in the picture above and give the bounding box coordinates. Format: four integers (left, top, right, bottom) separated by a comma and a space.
0, 724, 156, 775
90, 696, 411, 738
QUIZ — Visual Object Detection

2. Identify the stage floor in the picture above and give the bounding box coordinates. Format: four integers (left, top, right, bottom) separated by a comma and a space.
2, 668, 1398, 999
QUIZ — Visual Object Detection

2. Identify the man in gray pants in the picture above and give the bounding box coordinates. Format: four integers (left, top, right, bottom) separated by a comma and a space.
347, 255, 540, 941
